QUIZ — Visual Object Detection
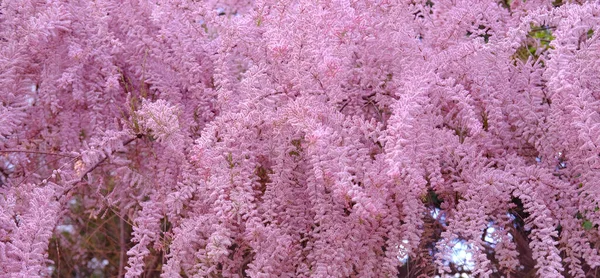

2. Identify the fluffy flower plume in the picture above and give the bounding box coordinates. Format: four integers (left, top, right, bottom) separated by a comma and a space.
137, 99, 184, 150
1, 0, 600, 277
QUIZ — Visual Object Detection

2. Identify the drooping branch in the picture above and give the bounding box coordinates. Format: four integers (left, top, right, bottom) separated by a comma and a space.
57, 135, 142, 203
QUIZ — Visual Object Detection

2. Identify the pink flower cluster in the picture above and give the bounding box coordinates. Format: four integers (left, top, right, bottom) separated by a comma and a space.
1, 0, 600, 277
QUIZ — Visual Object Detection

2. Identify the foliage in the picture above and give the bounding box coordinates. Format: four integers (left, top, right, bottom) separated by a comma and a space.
1, 0, 600, 277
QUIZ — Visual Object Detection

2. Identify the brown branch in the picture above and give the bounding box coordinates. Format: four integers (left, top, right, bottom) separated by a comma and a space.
258, 91, 284, 101
118, 216, 127, 278
57, 135, 141, 203
0, 149, 78, 158
77, 136, 139, 180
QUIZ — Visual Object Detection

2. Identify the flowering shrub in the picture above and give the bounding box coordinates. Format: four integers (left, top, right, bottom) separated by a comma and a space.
1, 0, 600, 277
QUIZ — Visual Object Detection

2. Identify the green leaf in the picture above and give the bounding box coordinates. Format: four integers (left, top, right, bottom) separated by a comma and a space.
583, 220, 593, 231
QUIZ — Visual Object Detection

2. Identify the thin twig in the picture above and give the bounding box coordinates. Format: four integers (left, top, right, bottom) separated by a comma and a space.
118, 216, 127, 278
0, 149, 78, 158
15, 155, 79, 188
257, 91, 284, 101
339, 100, 350, 112
58, 135, 140, 203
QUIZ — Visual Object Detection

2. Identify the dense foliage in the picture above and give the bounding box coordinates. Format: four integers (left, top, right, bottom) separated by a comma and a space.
2, 0, 600, 277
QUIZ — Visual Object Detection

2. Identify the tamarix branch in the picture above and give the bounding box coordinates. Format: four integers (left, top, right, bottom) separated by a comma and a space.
1, 1, 600, 277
